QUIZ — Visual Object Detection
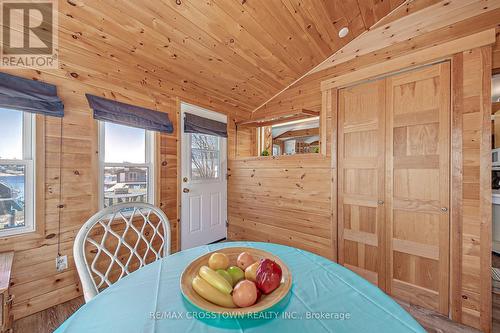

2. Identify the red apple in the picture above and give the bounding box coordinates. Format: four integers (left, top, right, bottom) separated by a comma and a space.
255, 259, 282, 294
256, 288, 262, 302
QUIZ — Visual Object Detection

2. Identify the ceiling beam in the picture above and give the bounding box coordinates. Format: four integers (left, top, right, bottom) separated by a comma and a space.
275, 128, 320, 140
321, 29, 496, 91
236, 109, 318, 128
301, 109, 320, 116
493, 102, 500, 115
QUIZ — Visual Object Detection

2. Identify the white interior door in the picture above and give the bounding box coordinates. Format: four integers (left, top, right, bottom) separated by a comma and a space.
181, 103, 227, 250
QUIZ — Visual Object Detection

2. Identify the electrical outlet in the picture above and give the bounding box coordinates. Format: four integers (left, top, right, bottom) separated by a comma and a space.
56, 255, 68, 272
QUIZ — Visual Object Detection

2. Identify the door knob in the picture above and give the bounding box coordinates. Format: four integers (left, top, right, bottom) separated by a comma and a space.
183, 188, 190, 193
377, 200, 384, 205
441, 207, 448, 212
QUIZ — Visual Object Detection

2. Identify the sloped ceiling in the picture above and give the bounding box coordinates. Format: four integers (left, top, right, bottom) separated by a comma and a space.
251, 0, 500, 117
9, 0, 496, 119
51, 0, 404, 116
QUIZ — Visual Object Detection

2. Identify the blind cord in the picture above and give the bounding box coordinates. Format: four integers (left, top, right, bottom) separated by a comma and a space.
57, 117, 63, 257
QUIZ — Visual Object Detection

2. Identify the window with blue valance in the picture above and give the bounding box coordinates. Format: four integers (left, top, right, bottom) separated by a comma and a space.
85, 94, 173, 133
0, 72, 64, 117
184, 112, 227, 138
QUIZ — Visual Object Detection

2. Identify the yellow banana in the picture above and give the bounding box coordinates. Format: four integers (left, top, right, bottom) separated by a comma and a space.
199, 265, 233, 295
192, 275, 236, 308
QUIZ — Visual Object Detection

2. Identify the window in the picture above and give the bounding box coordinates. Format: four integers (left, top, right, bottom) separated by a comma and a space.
272, 144, 281, 156
190, 133, 220, 180
258, 116, 320, 156
0, 108, 35, 236
99, 122, 154, 209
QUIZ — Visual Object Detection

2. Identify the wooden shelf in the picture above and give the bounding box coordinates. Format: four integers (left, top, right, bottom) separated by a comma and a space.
235, 109, 319, 128
0, 251, 14, 333
0, 252, 13, 295
493, 101, 500, 114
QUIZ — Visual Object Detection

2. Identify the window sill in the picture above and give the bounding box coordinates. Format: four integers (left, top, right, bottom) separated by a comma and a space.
231, 153, 326, 162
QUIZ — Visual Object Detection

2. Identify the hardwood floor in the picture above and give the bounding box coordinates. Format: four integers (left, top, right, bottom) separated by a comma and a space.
11, 294, 497, 333
492, 252, 500, 333
13, 297, 83, 333
493, 291, 500, 333
398, 301, 483, 333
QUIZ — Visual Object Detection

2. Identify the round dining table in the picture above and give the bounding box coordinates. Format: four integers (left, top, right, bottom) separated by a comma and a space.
55, 241, 425, 333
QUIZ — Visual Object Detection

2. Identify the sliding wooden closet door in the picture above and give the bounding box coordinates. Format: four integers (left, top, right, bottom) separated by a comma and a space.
338, 80, 386, 289
385, 62, 450, 314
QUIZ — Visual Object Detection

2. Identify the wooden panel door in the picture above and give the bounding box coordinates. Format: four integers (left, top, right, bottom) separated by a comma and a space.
385, 62, 450, 314
338, 80, 386, 289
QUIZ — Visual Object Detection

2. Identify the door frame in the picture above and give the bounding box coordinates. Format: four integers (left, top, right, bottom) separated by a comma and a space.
333, 61, 452, 312
179, 102, 228, 250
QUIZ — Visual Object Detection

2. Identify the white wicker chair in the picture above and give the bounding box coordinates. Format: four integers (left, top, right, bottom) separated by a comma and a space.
74, 202, 170, 302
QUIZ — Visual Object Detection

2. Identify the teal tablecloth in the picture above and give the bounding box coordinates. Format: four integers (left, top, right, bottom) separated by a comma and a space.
56, 242, 425, 332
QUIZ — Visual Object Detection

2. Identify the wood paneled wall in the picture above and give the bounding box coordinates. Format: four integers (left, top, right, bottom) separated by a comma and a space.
229, 28, 496, 333
0, 68, 184, 319
227, 155, 335, 260
227, 79, 337, 259
158, 128, 181, 253
0, 8, 253, 315
227, 119, 257, 160
450, 47, 492, 332
0, 1, 497, 326
494, 30, 500, 72
0, 66, 241, 320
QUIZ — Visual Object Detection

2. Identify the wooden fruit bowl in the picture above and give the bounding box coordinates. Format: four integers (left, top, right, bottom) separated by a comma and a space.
180, 247, 292, 316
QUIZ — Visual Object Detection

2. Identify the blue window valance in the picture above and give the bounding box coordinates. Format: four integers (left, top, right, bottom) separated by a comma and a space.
0, 72, 64, 117
184, 113, 227, 138
85, 94, 173, 133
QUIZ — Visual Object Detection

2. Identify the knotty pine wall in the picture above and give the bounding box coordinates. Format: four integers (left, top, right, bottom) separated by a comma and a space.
450, 47, 492, 332
227, 156, 335, 260
227, 89, 337, 260
494, 31, 500, 72
0, 66, 241, 319
0, 7, 496, 327
228, 32, 497, 333
228, 123, 257, 159
0, 68, 177, 319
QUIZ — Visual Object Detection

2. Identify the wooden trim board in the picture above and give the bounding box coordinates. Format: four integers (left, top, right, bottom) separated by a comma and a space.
0, 252, 14, 294
450, 52, 464, 323
478, 46, 492, 333
313, 0, 500, 74
35, 115, 46, 239
492, 102, 500, 114
321, 29, 496, 91
236, 110, 318, 128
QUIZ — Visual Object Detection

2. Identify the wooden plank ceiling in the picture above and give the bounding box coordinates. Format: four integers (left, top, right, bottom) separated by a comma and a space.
54, 0, 404, 117
251, 0, 500, 117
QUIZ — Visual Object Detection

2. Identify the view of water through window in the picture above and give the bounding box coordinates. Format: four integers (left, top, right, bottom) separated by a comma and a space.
0, 164, 26, 230
0, 108, 26, 230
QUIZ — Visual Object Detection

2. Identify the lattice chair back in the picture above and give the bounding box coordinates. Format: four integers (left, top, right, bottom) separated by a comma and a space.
74, 203, 170, 302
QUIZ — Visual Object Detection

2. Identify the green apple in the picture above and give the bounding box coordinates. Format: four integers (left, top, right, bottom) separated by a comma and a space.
216, 269, 233, 286
227, 266, 244, 286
